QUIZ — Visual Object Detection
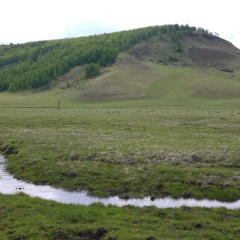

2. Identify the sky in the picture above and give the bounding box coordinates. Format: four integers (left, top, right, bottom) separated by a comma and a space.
1, 0, 240, 49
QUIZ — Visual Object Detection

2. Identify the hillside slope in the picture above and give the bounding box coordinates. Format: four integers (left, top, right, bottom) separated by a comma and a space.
61, 33, 240, 102
0, 25, 197, 92
1, 26, 240, 105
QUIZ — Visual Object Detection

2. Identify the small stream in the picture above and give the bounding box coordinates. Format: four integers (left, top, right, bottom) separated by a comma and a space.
1, 155, 240, 209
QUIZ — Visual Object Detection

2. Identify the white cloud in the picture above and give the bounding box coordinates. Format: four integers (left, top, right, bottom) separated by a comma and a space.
1, 0, 239, 48
61, 20, 120, 38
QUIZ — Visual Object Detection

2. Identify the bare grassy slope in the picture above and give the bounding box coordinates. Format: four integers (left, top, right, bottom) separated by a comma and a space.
184, 34, 240, 69
72, 53, 164, 101
50, 33, 240, 102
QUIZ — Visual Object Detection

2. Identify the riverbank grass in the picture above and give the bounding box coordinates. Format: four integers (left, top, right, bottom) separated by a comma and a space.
1, 103, 240, 201
0, 193, 240, 239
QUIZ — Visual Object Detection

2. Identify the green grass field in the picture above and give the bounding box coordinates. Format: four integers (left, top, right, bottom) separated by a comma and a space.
0, 193, 240, 240
1, 57, 240, 239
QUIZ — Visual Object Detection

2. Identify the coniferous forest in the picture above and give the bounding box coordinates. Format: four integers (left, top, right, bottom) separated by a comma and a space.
0, 24, 209, 92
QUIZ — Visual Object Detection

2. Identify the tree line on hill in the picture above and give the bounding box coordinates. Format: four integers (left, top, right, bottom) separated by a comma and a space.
0, 24, 211, 92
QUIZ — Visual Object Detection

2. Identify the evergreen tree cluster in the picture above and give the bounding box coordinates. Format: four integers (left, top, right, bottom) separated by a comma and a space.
0, 24, 205, 92
84, 63, 100, 78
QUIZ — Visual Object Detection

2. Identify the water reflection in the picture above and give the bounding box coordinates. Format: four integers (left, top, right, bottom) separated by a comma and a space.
1, 155, 240, 209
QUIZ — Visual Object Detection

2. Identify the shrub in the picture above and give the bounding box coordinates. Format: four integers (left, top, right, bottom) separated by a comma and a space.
84, 63, 100, 78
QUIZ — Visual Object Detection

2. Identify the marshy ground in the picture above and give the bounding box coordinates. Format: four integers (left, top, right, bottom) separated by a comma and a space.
1, 105, 240, 202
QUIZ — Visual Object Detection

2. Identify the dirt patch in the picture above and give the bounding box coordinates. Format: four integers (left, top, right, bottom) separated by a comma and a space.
182, 33, 240, 70
188, 47, 236, 68
47, 227, 108, 240
54, 65, 85, 88
0, 143, 18, 155
117, 53, 154, 71
129, 46, 150, 60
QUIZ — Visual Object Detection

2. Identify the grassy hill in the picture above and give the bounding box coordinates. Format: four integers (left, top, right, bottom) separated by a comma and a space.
70, 35, 240, 102
1, 26, 240, 240
1, 28, 240, 108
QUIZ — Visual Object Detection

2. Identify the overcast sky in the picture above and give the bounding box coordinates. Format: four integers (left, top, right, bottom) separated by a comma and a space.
1, 0, 240, 48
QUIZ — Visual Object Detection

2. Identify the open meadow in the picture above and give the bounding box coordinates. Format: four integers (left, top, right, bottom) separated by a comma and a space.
1, 100, 240, 201
1, 98, 240, 239
1, 45, 240, 238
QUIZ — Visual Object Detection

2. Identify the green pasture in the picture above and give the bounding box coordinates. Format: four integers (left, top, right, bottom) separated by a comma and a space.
1, 65, 240, 239
0, 193, 240, 240
1, 104, 240, 201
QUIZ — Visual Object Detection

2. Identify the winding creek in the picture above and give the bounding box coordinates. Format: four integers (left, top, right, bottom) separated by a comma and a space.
1, 155, 240, 209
